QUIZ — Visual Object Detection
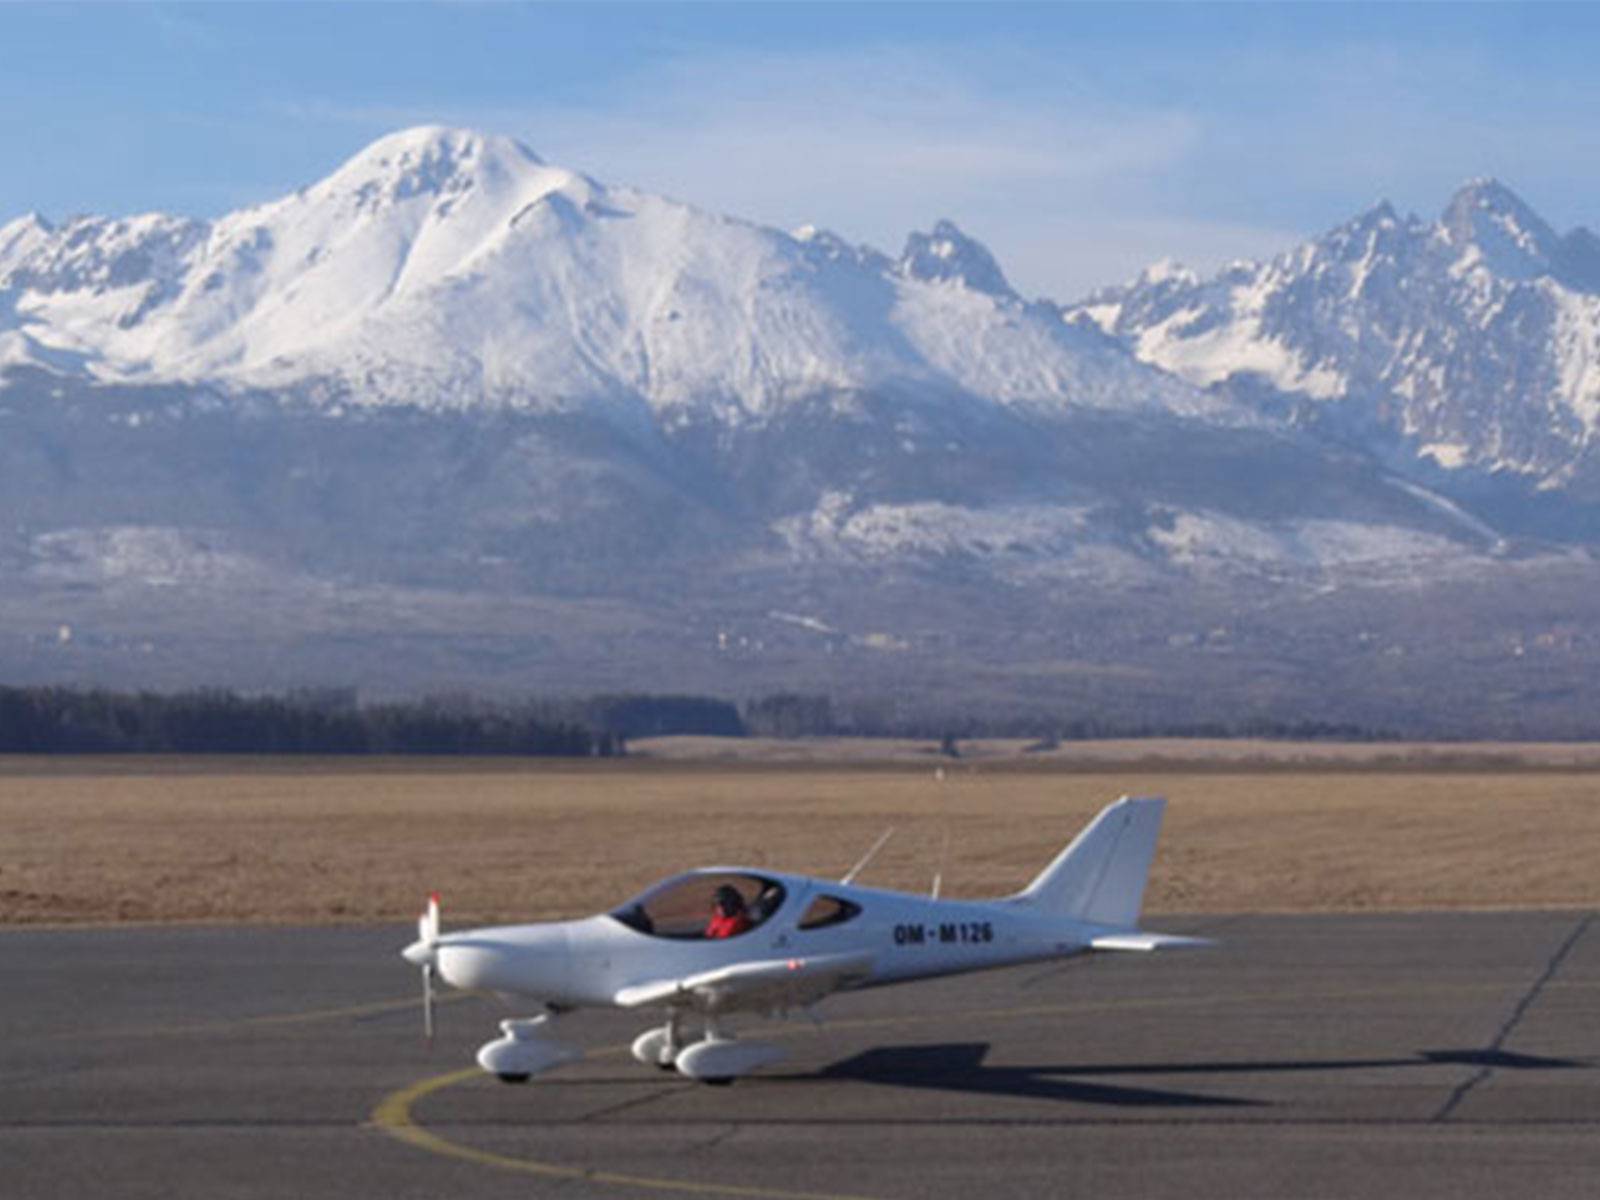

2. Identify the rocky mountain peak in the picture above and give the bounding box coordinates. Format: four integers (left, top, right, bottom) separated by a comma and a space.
898, 219, 1014, 297
1062, 177, 1600, 490
285, 125, 588, 239
1314, 198, 1422, 268
1347, 199, 1400, 231
0, 212, 57, 272
1441, 177, 1563, 280
312, 125, 548, 206
791, 224, 893, 273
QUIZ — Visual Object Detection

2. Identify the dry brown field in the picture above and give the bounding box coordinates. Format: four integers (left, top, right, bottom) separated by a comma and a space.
2, 740, 1598, 926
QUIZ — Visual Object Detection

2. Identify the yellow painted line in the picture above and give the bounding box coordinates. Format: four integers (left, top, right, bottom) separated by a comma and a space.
368, 976, 1524, 1199
370, 1068, 882, 1200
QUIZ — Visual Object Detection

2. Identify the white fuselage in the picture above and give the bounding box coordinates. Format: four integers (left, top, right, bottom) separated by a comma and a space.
404, 795, 1202, 1085
430, 869, 1112, 1009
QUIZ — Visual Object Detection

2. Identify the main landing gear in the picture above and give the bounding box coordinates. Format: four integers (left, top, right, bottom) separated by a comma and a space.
630, 1014, 786, 1084
476, 1011, 785, 1086
630, 1009, 687, 1071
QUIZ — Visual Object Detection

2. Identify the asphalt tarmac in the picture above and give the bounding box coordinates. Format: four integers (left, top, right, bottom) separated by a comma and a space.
2, 911, 1596, 1200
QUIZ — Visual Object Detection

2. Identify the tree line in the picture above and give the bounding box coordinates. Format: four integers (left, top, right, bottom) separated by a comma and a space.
0, 686, 611, 756
0, 683, 1403, 755
0, 686, 775, 755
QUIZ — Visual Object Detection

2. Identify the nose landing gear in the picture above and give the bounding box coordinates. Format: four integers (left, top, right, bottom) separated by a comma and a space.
476, 1014, 582, 1083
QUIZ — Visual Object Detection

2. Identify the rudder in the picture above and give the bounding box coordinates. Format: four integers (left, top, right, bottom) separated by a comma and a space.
1012, 796, 1167, 927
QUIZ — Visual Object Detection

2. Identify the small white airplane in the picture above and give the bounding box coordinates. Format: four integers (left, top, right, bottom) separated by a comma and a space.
401, 794, 1209, 1085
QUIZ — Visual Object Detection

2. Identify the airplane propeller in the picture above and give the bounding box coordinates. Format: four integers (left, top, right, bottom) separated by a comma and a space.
402, 892, 442, 1041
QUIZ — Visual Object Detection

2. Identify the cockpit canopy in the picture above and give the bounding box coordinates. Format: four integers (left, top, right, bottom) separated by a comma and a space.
609, 871, 787, 939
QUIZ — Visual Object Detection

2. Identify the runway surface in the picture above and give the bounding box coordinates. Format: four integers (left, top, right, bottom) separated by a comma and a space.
2, 911, 1596, 1199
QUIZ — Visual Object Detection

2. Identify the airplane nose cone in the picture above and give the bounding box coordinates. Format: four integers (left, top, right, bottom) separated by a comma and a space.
435, 943, 509, 990
435, 928, 573, 997
401, 938, 434, 967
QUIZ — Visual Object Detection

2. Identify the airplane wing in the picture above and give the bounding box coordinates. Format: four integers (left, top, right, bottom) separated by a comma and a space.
1089, 932, 1214, 952
614, 950, 875, 1015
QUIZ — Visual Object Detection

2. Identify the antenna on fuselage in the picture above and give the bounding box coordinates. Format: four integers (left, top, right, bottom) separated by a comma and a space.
841, 827, 896, 885
930, 827, 951, 899
930, 761, 951, 898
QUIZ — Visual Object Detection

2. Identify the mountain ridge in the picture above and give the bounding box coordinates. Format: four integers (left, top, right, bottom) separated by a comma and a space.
1068, 177, 1600, 495
0, 124, 1223, 427
3, 127, 1599, 732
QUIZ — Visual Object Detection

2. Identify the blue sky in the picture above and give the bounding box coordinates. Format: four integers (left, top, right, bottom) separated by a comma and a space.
4, 2, 1598, 298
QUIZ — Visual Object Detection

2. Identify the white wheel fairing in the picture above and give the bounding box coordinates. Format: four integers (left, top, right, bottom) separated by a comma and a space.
475, 1017, 583, 1080
630, 1026, 680, 1066
674, 1038, 786, 1081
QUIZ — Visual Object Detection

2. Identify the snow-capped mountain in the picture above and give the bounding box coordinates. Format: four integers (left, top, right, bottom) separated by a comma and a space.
0, 125, 1480, 567
3, 127, 1599, 734
0, 126, 1217, 424
1069, 179, 1600, 495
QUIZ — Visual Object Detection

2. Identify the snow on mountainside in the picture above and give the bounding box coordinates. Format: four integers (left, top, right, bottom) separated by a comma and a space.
0, 126, 1217, 423
8, 130, 1600, 731
0, 128, 1568, 587
1068, 180, 1600, 491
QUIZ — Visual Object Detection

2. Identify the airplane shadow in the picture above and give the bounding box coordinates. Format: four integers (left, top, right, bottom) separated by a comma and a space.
804, 1042, 1588, 1108
810, 1043, 1256, 1107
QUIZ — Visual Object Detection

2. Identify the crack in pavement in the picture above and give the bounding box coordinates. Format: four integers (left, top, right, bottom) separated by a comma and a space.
1432, 911, 1595, 1122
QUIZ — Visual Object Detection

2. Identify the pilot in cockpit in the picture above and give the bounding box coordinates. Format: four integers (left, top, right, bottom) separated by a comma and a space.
705, 885, 753, 939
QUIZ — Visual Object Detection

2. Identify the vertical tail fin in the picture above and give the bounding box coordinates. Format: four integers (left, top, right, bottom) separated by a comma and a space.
1012, 796, 1167, 927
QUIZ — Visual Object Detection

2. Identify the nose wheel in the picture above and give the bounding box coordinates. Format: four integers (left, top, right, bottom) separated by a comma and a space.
475, 1014, 582, 1082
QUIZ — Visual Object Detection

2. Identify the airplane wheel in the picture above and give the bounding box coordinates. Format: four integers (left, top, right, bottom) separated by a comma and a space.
497, 1072, 531, 1084
655, 1062, 677, 1072
701, 1077, 734, 1087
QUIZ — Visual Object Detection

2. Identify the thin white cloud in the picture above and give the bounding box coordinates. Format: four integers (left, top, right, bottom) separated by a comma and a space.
261, 34, 1599, 298
535, 47, 1199, 195
265, 44, 1208, 296
140, 4, 229, 54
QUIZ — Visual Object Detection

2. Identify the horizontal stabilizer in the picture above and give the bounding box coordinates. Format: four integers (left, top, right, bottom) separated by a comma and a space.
1089, 932, 1215, 953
